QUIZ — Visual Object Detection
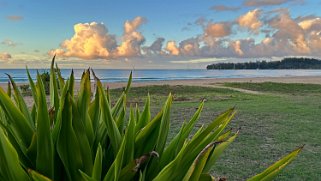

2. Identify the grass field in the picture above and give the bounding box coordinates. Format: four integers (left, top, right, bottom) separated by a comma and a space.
110, 82, 321, 180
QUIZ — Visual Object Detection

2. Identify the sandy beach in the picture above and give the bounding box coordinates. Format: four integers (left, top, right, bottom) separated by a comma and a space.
2, 76, 321, 91
99, 76, 321, 88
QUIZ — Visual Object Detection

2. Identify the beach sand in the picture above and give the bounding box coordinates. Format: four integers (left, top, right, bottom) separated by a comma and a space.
2, 76, 321, 90
2, 76, 321, 107
99, 76, 321, 88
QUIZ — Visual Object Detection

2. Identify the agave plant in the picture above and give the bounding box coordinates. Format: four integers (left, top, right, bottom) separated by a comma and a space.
0, 56, 302, 181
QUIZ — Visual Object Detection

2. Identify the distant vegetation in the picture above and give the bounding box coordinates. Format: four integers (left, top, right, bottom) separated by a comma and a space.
207, 57, 321, 69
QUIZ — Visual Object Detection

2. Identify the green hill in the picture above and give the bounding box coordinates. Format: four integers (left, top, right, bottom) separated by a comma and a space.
207, 57, 321, 69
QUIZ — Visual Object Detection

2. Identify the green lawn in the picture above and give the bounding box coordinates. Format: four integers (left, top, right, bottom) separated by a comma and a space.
110, 83, 321, 180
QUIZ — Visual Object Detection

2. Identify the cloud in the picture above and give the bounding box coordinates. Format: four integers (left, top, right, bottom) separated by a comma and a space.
297, 17, 321, 54
178, 37, 201, 56
230, 40, 244, 56
0, 52, 12, 60
47, 9, 321, 63
205, 22, 232, 38
165, 41, 180, 55
115, 16, 146, 57
268, 10, 310, 54
195, 17, 207, 27
6, 15, 23, 21
50, 16, 146, 59
1, 39, 17, 47
237, 9, 262, 33
201, 8, 321, 58
298, 17, 321, 31
142, 37, 165, 55
244, 0, 290, 6
171, 58, 226, 64
49, 22, 116, 59
211, 5, 240, 12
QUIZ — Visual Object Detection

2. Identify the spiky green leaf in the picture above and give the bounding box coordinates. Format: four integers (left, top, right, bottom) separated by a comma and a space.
35, 74, 54, 179
248, 146, 303, 181
0, 128, 30, 181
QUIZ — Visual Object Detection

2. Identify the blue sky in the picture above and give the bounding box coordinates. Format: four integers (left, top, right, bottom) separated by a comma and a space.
1, 0, 321, 68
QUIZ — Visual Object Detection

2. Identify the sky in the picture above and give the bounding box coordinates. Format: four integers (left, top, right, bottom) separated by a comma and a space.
1, 0, 321, 69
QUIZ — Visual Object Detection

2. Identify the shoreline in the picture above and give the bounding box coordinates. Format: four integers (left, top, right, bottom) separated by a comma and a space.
2, 76, 321, 90
1, 76, 321, 107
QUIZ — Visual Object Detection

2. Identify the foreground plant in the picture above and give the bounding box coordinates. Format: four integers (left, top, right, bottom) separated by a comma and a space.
0, 56, 302, 181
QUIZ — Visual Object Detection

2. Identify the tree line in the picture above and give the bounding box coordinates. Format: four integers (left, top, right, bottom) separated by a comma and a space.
206, 57, 321, 69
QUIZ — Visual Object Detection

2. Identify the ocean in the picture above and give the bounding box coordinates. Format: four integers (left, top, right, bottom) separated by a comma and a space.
1, 69, 321, 83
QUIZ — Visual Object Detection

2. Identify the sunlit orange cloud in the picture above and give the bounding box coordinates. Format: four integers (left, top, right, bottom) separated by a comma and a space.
268, 11, 310, 54
49, 22, 115, 59
165, 41, 180, 55
49, 17, 146, 59
230, 40, 244, 56
115, 16, 146, 57
48, 8, 321, 61
0, 52, 11, 60
237, 9, 262, 33
205, 22, 231, 38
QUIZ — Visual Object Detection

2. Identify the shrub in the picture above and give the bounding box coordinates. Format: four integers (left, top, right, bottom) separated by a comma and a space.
19, 84, 31, 96
40, 71, 50, 94
0, 57, 302, 180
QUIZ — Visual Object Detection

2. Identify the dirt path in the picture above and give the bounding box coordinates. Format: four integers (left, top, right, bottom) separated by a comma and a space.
205, 84, 264, 95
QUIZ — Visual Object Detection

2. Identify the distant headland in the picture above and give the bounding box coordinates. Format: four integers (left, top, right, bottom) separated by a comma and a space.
207, 57, 321, 70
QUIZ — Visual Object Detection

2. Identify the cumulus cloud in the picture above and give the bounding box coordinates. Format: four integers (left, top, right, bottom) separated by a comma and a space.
237, 9, 262, 33
50, 16, 146, 59
205, 22, 232, 38
115, 16, 146, 57
168, 8, 321, 59
268, 10, 310, 54
230, 40, 244, 56
49, 22, 116, 59
142, 37, 165, 55
0, 52, 11, 60
179, 37, 201, 56
211, 5, 240, 12
165, 41, 180, 55
6, 15, 23, 21
298, 18, 321, 31
48, 9, 321, 62
244, 0, 290, 6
